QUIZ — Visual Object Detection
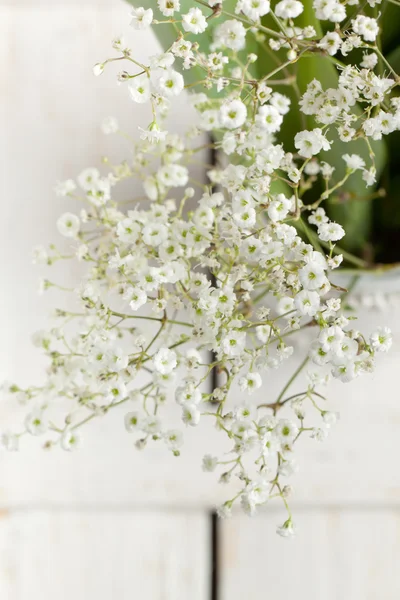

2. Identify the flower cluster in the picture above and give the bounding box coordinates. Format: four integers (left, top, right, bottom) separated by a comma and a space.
3, 0, 398, 537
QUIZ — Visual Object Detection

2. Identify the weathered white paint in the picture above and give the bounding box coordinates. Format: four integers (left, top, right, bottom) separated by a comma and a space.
0, 509, 210, 600
220, 508, 400, 599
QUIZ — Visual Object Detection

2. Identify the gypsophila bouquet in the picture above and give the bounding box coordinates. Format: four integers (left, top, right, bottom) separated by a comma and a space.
2, 0, 399, 538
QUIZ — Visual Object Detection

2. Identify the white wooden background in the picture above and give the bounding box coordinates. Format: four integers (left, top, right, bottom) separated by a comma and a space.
2, 1, 400, 598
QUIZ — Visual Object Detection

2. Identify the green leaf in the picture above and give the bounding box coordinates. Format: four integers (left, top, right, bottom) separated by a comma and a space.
264, 1, 386, 253
380, 3, 400, 53
386, 45, 400, 74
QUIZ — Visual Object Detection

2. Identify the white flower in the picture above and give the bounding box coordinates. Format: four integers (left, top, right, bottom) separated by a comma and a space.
257, 83, 272, 104
157, 165, 188, 189
108, 347, 129, 372
77, 167, 100, 191
154, 348, 177, 374
276, 519, 296, 538
153, 69, 184, 97
352, 15, 379, 42
139, 124, 167, 144
5, 0, 396, 528
246, 479, 270, 506
182, 404, 201, 427
182, 8, 208, 34
142, 223, 168, 246
317, 31, 342, 56
128, 75, 151, 104
256, 324, 272, 343
233, 207, 256, 229
117, 218, 141, 244
275, 0, 304, 18
57, 212, 80, 238
214, 19, 247, 51
298, 263, 327, 290
343, 154, 365, 171
360, 53, 378, 69
106, 381, 127, 403
268, 193, 292, 222
126, 287, 147, 311
277, 296, 295, 315
318, 222, 345, 242
363, 168, 377, 186
327, 2, 346, 22
176, 382, 202, 406
239, 372, 262, 394
370, 327, 392, 352
164, 430, 183, 451
124, 411, 142, 432
256, 105, 283, 132
308, 208, 328, 226
332, 361, 357, 383
309, 341, 330, 366
130, 7, 153, 30
150, 53, 175, 71
25, 410, 47, 436
311, 426, 330, 441
240, 494, 256, 516
321, 162, 335, 179
270, 92, 291, 114
313, 0, 339, 20
184, 349, 202, 370
220, 99, 247, 129
294, 128, 331, 158
54, 179, 76, 197
276, 419, 299, 443
221, 330, 246, 357
60, 429, 82, 451
202, 454, 218, 472
294, 290, 320, 316
158, 0, 180, 16
238, 0, 271, 20
319, 325, 344, 351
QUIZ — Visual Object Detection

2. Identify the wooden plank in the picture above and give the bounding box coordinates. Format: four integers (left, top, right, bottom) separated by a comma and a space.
0, 509, 210, 600
220, 508, 400, 600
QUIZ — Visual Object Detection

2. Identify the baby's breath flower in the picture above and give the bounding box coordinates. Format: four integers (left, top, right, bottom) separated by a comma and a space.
6, 0, 397, 538
130, 7, 153, 30
60, 429, 82, 451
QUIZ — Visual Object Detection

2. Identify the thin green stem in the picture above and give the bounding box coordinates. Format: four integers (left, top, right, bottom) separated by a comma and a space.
274, 356, 309, 407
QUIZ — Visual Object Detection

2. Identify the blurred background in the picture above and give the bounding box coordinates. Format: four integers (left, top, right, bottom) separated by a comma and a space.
1, 1, 400, 598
